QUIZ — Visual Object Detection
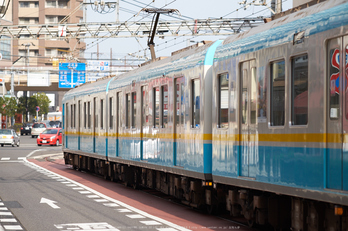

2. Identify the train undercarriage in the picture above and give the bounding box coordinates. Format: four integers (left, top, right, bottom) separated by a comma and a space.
64, 152, 348, 230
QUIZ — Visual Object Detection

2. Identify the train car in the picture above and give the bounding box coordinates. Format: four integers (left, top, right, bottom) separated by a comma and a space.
211, 0, 348, 229
63, 0, 348, 229
63, 40, 222, 205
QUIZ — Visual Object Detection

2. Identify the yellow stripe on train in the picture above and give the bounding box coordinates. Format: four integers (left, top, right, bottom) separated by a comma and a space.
63, 131, 345, 143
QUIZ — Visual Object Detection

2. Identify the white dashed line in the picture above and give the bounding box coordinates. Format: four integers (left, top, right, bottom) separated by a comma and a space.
0, 158, 10, 161
94, 199, 109, 203
72, 187, 84, 190
78, 191, 91, 194
87, 195, 99, 198
0, 207, 8, 210
126, 214, 145, 219
140, 221, 162, 225
0, 212, 12, 216
66, 184, 77, 187
157, 228, 178, 231
117, 209, 132, 213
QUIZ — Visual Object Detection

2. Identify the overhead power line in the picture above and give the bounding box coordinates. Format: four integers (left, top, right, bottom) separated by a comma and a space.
0, 17, 264, 40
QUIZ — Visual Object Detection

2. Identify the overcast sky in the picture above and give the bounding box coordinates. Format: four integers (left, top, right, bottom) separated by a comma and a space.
83, 0, 293, 65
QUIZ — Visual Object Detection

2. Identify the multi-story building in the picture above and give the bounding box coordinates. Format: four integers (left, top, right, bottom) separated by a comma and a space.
11, 0, 85, 67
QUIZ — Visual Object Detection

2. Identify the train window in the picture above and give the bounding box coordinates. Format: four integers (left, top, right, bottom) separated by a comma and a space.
93, 98, 97, 129
162, 85, 168, 128
70, 104, 73, 128
117, 92, 122, 131
218, 73, 229, 128
291, 54, 308, 125
132, 92, 136, 128
84, 102, 87, 128
87, 101, 91, 129
251, 67, 257, 124
142, 86, 148, 126
154, 87, 160, 128
66, 103, 69, 129
126, 94, 131, 128
270, 60, 285, 126
109, 97, 113, 129
329, 48, 340, 119
73, 104, 76, 128
191, 79, 200, 128
100, 99, 104, 129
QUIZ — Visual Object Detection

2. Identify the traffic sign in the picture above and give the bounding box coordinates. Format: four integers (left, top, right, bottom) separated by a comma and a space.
36, 106, 40, 111
59, 63, 86, 88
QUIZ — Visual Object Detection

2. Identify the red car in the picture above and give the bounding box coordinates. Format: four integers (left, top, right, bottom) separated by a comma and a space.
37, 128, 62, 146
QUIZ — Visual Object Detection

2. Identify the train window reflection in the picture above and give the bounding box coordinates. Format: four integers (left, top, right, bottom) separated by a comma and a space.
251, 67, 257, 124
154, 87, 160, 128
109, 97, 113, 129
84, 102, 87, 128
218, 73, 229, 128
132, 92, 136, 128
126, 94, 131, 128
162, 85, 168, 128
100, 99, 104, 129
270, 60, 285, 126
291, 54, 308, 125
88, 101, 91, 128
191, 79, 200, 128
329, 48, 340, 119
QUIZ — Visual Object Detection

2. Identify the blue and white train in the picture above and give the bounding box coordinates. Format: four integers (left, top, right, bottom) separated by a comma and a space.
62, 0, 348, 229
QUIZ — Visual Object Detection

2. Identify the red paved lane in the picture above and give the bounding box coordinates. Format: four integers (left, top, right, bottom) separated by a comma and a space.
28, 157, 253, 231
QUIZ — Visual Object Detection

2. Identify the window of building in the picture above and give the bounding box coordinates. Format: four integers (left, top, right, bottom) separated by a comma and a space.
46, 0, 56, 8
19, 2, 30, 7
19, 18, 30, 25
218, 73, 229, 128
270, 60, 285, 126
0, 36, 11, 60
191, 79, 200, 128
291, 54, 308, 125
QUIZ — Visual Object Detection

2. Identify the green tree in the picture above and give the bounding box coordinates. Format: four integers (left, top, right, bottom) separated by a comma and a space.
0, 97, 5, 115
33, 93, 50, 116
3, 97, 18, 118
28, 96, 38, 116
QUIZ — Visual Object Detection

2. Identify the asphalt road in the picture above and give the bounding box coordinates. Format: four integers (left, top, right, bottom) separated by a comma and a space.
0, 135, 254, 231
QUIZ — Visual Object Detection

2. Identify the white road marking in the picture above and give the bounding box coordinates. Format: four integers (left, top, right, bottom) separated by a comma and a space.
0, 212, 12, 216
126, 214, 145, 219
72, 187, 84, 190
0, 219, 16, 222
157, 228, 178, 231
140, 220, 162, 225
0, 208, 8, 210
40, 198, 60, 209
0, 203, 3, 206
94, 199, 109, 203
78, 191, 91, 194
61, 181, 71, 184
117, 209, 132, 213
3, 225, 23, 230
54, 222, 119, 231
0, 158, 10, 161
17, 157, 25, 160
87, 195, 99, 198
66, 184, 77, 187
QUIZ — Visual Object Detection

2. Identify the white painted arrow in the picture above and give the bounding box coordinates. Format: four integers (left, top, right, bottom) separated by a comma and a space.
40, 198, 60, 209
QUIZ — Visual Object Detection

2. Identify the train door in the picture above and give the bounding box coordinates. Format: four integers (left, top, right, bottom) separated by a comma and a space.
239, 60, 257, 178
327, 37, 348, 191
174, 77, 185, 166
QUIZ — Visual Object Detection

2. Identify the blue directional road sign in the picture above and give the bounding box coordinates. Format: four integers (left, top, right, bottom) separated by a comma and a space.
59, 63, 86, 88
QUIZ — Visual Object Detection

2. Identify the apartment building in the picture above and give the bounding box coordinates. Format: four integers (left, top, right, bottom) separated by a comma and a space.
11, 0, 85, 67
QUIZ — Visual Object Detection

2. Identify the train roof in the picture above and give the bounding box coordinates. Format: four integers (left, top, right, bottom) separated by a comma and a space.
63, 40, 220, 101
214, 0, 348, 61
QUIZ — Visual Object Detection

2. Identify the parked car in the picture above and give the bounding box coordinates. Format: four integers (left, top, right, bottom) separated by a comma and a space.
37, 128, 62, 146
49, 120, 62, 128
0, 129, 20, 147
31, 122, 49, 138
20, 122, 33, 135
